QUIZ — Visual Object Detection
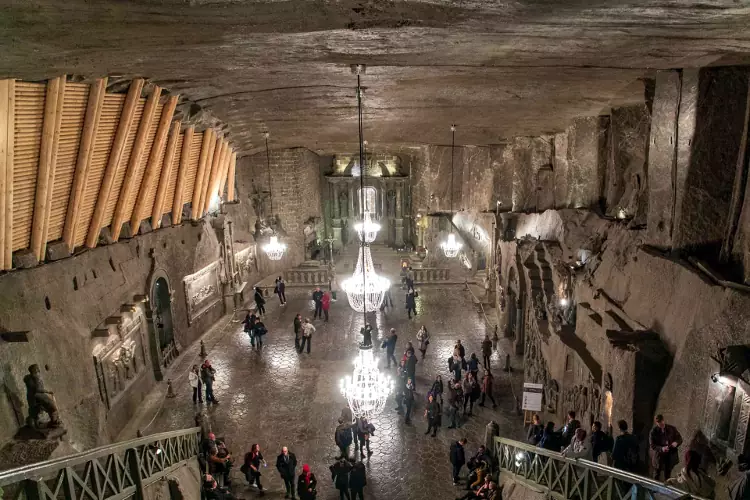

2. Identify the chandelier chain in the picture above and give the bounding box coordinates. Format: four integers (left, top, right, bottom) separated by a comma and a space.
265, 133, 274, 218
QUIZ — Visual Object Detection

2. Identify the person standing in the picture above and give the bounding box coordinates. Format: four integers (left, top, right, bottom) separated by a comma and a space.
478, 369, 497, 408
201, 360, 218, 404
406, 266, 415, 289
253, 318, 268, 348
447, 381, 463, 429
297, 464, 317, 500
384, 328, 398, 368
275, 277, 287, 305
312, 287, 324, 319
254, 287, 266, 316
405, 288, 417, 319
416, 325, 430, 359
526, 414, 544, 445
562, 429, 593, 460
649, 414, 683, 480
403, 378, 415, 424
481, 335, 493, 369
331, 459, 352, 500
276, 446, 297, 500
450, 438, 468, 485
561, 411, 581, 447
335, 418, 354, 460
299, 319, 315, 354
468, 353, 480, 379
591, 421, 613, 464
430, 375, 444, 406
462, 372, 479, 416
243, 444, 266, 496
322, 291, 331, 322
360, 324, 373, 347
666, 450, 716, 498
349, 461, 367, 500
405, 350, 418, 382
293, 314, 303, 350
189, 364, 203, 404
424, 393, 441, 437
454, 340, 466, 360
356, 417, 374, 459
612, 420, 640, 472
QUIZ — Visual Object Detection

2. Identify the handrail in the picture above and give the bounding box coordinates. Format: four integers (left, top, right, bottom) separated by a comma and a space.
0, 426, 201, 500
495, 437, 708, 500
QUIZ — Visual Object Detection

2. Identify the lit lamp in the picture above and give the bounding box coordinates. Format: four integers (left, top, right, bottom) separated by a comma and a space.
340, 347, 394, 419
354, 212, 381, 244
261, 131, 286, 261
442, 124, 461, 258
341, 246, 389, 313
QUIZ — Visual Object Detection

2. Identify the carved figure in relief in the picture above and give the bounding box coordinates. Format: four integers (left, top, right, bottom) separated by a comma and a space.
533, 292, 547, 320
339, 190, 348, 218
118, 341, 135, 380
24, 364, 61, 428
591, 384, 601, 422
546, 380, 559, 414
386, 190, 396, 217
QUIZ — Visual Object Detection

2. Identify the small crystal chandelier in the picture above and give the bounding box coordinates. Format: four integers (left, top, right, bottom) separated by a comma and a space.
340, 348, 395, 419
442, 124, 461, 258
341, 246, 389, 313
261, 131, 286, 261
354, 211, 380, 243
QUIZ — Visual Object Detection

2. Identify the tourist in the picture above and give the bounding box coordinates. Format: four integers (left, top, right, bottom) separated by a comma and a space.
383, 328, 398, 368
349, 461, 367, 500
403, 341, 416, 361
356, 417, 375, 459
405, 349, 417, 382
455, 340, 466, 360
189, 364, 203, 404
405, 288, 417, 318
244, 312, 257, 341
297, 464, 317, 500
380, 286, 394, 312
294, 313, 303, 350
450, 438, 468, 485
276, 446, 298, 500
612, 420, 639, 472
538, 422, 560, 451
561, 411, 581, 446
403, 377, 415, 424
728, 454, 750, 500
562, 428, 593, 460
455, 475, 492, 500
481, 335, 493, 369
478, 369, 497, 408
468, 353, 480, 379
649, 414, 683, 480
253, 317, 268, 348
335, 417, 354, 460
299, 318, 315, 354
526, 414, 544, 445
424, 393, 441, 437
209, 439, 233, 486
467, 461, 489, 492
275, 276, 287, 305
430, 374, 444, 406
312, 287, 324, 319
467, 445, 491, 474
462, 372, 479, 416
202, 474, 236, 500
395, 360, 408, 414
447, 380, 463, 429
666, 450, 716, 498
591, 421, 613, 464
243, 443, 266, 496
331, 458, 353, 500
360, 324, 373, 347
254, 286, 266, 316
449, 352, 464, 382
416, 325, 430, 359
201, 360, 218, 404
406, 266, 415, 289
322, 290, 331, 322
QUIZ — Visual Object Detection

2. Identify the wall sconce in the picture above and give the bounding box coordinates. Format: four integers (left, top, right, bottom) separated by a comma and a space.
559, 298, 570, 307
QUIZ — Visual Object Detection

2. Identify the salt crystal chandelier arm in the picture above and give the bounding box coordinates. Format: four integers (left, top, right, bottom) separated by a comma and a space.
261, 131, 287, 261
442, 124, 462, 258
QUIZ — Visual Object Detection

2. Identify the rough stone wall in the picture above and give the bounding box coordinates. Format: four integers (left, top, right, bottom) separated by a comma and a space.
411, 145, 465, 214
567, 116, 609, 209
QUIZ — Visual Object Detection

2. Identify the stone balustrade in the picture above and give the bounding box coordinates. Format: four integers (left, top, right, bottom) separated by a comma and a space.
284, 269, 330, 285
413, 268, 449, 282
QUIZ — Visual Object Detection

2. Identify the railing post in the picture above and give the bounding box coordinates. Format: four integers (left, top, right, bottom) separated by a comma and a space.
127, 447, 145, 500
23, 479, 44, 500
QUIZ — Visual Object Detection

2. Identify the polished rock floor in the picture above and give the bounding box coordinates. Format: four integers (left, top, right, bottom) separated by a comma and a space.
123, 286, 525, 500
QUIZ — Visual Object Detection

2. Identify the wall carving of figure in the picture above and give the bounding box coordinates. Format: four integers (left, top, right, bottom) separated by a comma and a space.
339, 191, 348, 218
604, 373, 613, 392
591, 383, 602, 422
545, 379, 560, 414
533, 292, 547, 320
386, 190, 396, 217
250, 186, 271, 220
23, 364, 61, 429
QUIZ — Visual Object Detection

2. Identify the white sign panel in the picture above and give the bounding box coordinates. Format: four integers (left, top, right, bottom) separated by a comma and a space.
522, 383, 544, 411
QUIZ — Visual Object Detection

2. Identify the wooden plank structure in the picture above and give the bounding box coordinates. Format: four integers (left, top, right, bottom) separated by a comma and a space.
0, 75, 235, 270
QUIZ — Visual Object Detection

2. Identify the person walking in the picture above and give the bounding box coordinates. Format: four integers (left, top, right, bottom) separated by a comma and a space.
450, 438, 468, 485
649, 414, 683, 480
454, 340, 466, 360
189, 364, 203, 404
425, 393, 441, 437
430, 375, 444, 406
276, 446, 297, 500
254, 287, 266, 316
612, 420, 640, 472
356, 417, 374, 459
481, 335, 493, 369
666, 450, 716, 499
406, 267, 415, 289
405, 288, 417, 319
468, 353, 480, 379
243, 444, 266, 496
447, 380, 463, 429
243, 312, 257, 344
293, 314, 303, 350
416, 325, 430, 359
322, 291, 331, 322
384, 328, 398, 368
335, 418, 354, 460
312, 287, 324, 319
380, 287, 394, 312
562, 429, 593, 460
201, 360, 218, 404
331, 459, 353, 500
275, 277, 287, 305
297, 464, 317, 500
299, 319, 315, 354
349, 461, 367, 500
449, 352, 463, 382
478, 369, 497, 408
403, 378, 415, 424
462, 372, 479, 416
253, 318, 268, 348
405, 350, 418, 382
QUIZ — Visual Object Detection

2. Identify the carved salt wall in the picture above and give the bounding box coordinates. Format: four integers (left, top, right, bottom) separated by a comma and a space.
183, 261, 221, 326
234, 245, 257, 283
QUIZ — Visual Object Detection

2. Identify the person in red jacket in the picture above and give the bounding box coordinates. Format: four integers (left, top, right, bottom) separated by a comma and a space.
321, 291, 331, 322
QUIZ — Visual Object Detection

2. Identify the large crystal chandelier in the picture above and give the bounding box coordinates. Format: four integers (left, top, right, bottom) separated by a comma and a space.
340, 347, 394, 419
342, 246, 389, 312
442, 124, 461, 258
354, 212, 380, 243
261, 131, 286, 261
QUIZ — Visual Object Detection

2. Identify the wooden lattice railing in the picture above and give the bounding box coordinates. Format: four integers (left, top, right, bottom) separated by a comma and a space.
0, 427, 201, 500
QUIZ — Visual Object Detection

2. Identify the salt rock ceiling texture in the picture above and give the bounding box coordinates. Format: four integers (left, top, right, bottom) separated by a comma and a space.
1, 0, 750, 155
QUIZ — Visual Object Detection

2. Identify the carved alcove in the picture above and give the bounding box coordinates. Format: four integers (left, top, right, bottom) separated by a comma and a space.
183, 261, 222, 326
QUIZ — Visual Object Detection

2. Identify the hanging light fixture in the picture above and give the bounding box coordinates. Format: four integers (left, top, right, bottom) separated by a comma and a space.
340, 67, 393, 419
441, 124, 462, 258
354, 211, 380, 244
261, 131, 287, 261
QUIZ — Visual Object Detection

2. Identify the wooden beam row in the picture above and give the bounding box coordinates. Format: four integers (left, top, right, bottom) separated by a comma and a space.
151, 120, 181, 229
0, 79, 14, 270
172, 126, 194, 225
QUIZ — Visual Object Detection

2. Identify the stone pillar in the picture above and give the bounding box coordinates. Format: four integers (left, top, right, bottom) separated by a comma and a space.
485, 421, 500, 459
332, 182, 340, 219
396, 184, 403, 218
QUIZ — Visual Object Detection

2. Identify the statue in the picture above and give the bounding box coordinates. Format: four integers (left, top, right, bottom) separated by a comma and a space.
24, 364, 61, 429
386, 190, 396, 217
339, 191, 348, 218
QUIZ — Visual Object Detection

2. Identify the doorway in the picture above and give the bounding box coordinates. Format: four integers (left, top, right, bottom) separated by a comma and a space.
151, 277, 176, 370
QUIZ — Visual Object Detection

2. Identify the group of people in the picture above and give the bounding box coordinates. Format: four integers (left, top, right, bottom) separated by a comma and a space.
189, 360, 219, 405
449, 441, 501, 500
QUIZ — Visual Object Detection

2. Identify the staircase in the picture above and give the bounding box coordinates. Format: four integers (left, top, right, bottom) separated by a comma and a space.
0, 427, 201, 500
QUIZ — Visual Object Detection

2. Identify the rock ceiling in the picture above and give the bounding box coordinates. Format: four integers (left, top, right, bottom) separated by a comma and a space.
1, 0, 750, 155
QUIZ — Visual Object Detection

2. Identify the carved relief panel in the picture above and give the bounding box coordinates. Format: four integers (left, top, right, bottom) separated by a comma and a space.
184, 261, 222, 325
235, 245, 258, 281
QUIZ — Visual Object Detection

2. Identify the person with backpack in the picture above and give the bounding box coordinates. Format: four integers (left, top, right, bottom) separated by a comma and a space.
591, 421, 613, 463
612, 420, 640, 472
253, 319, 268, 348
244, 312, 257, 346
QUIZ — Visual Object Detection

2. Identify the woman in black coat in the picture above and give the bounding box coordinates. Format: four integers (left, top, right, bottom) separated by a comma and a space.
254, 287, 266, 315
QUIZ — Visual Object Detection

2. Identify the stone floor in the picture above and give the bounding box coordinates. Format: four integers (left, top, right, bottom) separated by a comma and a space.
122, 285, 525, 500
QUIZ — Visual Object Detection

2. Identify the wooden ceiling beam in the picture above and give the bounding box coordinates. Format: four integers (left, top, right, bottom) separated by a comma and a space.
31, 75, 65, 262
151, 120, 180, 229
217, 146, 232, 199
0, 79, 14, 270
63, 77, 107, 253
172, 125, 194, 225
86, 78, 144, 248
190, 128, 213, 220
226, 150, 237, 202
130, 94, 177, 232
201, 137, 226, 215
110, 85, 161, 241
194, 130, 217, 219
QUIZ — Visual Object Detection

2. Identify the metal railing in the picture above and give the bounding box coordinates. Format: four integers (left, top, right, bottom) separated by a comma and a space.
0, 427, 201, 500
495, 437, 704, 500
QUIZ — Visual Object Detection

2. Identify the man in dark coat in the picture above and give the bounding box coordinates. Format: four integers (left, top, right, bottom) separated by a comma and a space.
276, 446, 298, 499
447, 381, 463, 429
293, 314, 302, 350
649, 414, 682, 480
405, 350, 418, 381
450, 438, 468, 485
330, 459, 352, 500
254, 287, 266, 315
561, 411, 580, 447
591, 421, 613, 463
403, 378, 415, 424
349, 461, 367, 500
312, 287, 324, 319
612, 420, 640, 473
384, 329, 398, 368
425, 393, 441, 437
335, 419, 354, 460
481, 335, 493, 368
405, 288, 417, 318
